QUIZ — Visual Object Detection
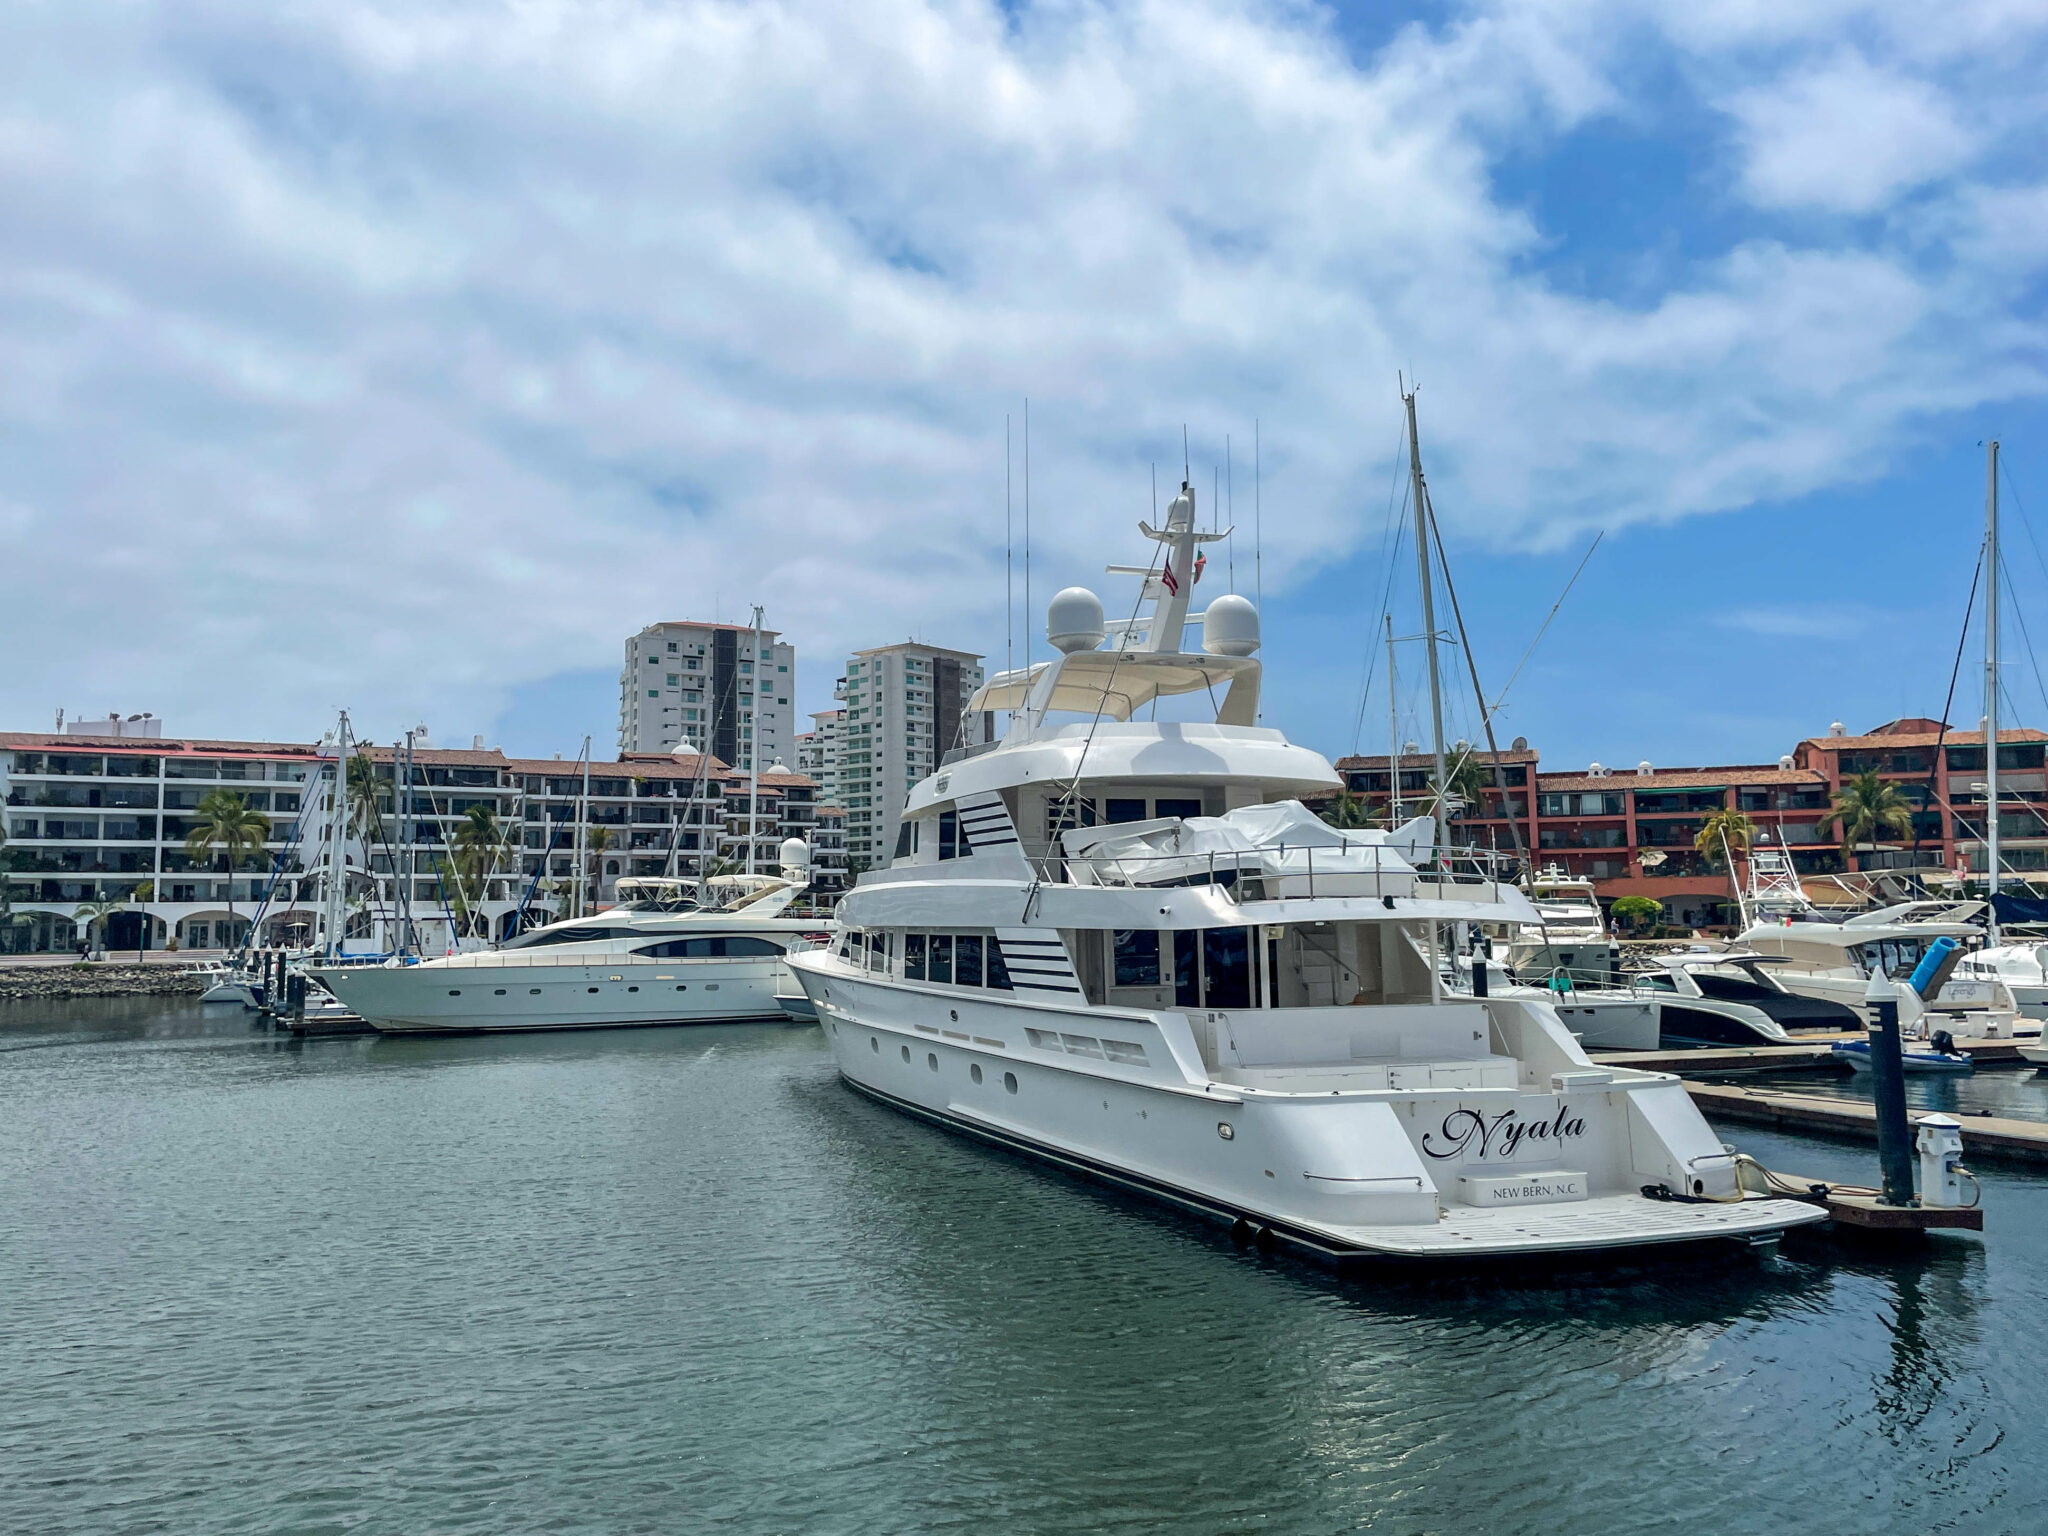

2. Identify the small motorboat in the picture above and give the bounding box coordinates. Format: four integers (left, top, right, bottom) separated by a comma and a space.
1831, 1037, 1974, 1075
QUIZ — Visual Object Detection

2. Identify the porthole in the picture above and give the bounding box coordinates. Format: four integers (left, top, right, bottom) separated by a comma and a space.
1217, 1122, 1235, 1141
1003, 1071, 1018, 1094
529, 988, 541, 995
707, 984, 719, 991
448, 989, 461, 996
588, 986, 600, 994
494, 988, 507, 995
927, 1053, 938, 1071
628, 986, 639, 993
871, 1037, 880, 1053
675, 985, 688, 991
901, 1045, 911, 1063
949, 1009, 958, 1022
970, 1064, 983, 1085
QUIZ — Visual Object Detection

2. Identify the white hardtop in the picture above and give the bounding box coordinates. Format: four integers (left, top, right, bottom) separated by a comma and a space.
909, 720, 1337, 815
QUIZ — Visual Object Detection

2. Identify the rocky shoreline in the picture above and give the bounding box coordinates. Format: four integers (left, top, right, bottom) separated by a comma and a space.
0, 964, 208, 1002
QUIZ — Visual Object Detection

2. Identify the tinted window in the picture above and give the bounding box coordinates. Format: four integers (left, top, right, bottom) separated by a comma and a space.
929, 934, 954, 984
894, 821, 913, 860
956, 934, 983, 987
905, 933, 926, 980
515, 925, 632, 948
1156, 798, 1203, 820
1106, 799, 1148, 824
987, 939, 1013, 991
634, 935, 783, 958
1114, 929, 1161, 986
939, 809, 958, 860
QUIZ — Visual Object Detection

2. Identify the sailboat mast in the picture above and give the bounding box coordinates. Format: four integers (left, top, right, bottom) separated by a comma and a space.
1386, 614, 1401, 822
1987, 438, 2002, 939
575, 738, 590, 921
749, 603, 764, 877
1405, 388, 1449, 851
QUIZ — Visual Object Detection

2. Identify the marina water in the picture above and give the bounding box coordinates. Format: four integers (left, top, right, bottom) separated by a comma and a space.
6, 998, 2044, 1535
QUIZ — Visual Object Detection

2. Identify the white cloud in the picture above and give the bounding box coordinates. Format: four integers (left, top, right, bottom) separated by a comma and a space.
0, 0, 2043, 748
1724, 50, 1976, 214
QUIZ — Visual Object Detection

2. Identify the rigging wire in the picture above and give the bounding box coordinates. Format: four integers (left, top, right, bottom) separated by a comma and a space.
1996, 550, 2048, 721
1489, 532, 1603, 714
1912, 550, 1981, 867
1349, 419, 1418, 755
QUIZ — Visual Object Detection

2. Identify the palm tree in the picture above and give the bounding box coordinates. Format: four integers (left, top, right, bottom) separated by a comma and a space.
585, 825, 613, 908
183, 788, 272, 948
73, 897, 122, 956
441, 804, 507, 938
1430, 757, 1490, 822
1319, 789, 1375, 830
346, 752, 386, 846
1817, 771, 1914, 862
1694, 806, 1757, 872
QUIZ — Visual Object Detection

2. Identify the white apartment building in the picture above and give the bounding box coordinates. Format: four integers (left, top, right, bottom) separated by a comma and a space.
618, 620, 796, 773
1, 727, 838, 955
834, 643, 989, 867
795, 708, 845, 805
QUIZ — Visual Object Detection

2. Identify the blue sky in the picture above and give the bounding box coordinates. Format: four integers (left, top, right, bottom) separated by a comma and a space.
4, 0, 2045, 772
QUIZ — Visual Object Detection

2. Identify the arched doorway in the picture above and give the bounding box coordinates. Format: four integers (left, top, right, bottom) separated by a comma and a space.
104, 911, 168, 953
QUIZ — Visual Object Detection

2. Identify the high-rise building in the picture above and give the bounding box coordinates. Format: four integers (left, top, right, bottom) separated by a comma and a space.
834, 642, 988, 866
618, 620, 795, 772
795, 707, 845, 805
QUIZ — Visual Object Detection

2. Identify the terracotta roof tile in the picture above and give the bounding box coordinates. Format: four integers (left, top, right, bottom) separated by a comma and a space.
1536, 765, 1825, 791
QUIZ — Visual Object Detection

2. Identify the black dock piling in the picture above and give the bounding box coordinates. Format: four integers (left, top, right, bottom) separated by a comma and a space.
1866, 977, 1917, 1207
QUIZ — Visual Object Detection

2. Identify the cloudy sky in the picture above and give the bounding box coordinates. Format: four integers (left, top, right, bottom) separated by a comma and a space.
5, 0, 2046, 769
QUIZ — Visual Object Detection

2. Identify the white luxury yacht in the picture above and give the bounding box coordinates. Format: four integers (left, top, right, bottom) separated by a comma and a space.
788, 462, 1821, 1264
314, 846, 830, 1034
1506, 866, 1619, 984
1954, 934, 2048, 1022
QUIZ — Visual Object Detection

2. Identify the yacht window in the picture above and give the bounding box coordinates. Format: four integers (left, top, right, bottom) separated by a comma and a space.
509, 925, 634, 948
1114, 929, 1161, 987
1202, 927, 1252, 1009
956, 934, 984, 986
1156, 798, 1203, 821
1690, 972, 1785, 1004
929, 934, 954, 984
1046, 797, 1097, 840
1105, 798, 1148, 824
867, 932, 887, 971
893, 822, 913, 861
938, 810, 959, 860
905, 933, 927, 980
987, 939, 1014, 991
635, 935, 782, 958
1173, 931, 1200, 1007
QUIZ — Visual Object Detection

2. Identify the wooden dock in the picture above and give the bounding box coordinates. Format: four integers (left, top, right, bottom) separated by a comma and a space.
1593, 1033, 2038, 1074
1688, 1080, 2048, 1167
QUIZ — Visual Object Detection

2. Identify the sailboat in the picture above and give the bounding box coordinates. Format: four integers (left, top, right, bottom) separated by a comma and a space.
787, 398, 1823, 1264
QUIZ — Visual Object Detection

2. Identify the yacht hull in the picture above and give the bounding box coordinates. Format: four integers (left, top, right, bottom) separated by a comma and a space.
801, 963, 1822, 1263
317, 958, 796, 1034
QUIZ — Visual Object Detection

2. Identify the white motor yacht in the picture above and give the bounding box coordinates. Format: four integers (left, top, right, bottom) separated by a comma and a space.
788, 471, 1821, 1264
1954, 937, 2048, 1022
1505, 865, 1620, 986
314, 848, 831, 1035
1635, 950, 1861, 1046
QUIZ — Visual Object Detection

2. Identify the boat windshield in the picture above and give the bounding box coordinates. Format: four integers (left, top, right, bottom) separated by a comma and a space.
613, 877, 701, 913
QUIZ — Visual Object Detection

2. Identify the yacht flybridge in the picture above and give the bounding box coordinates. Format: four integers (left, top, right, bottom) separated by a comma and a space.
789, 449, 1822, 1264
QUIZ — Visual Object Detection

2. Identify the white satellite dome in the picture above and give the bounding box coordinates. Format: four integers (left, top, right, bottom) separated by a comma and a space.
1047, 587, 1106, 654
1201, 594, 1261, 657
778, 836, 811, 871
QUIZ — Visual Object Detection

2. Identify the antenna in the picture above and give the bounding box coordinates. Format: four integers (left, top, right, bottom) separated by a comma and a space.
1226, 433, 1235, 589
1182, 424, 1189, 483
1005, 415, 1013, 713
1024, 398, 1032, 684
1254, 419, 1261, 723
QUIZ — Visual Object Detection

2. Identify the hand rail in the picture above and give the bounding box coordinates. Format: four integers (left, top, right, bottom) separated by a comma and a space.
1028, 840, 1518, 905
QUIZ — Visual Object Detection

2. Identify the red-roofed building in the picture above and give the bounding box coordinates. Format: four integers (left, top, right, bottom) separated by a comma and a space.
1333, 716, 2039, 929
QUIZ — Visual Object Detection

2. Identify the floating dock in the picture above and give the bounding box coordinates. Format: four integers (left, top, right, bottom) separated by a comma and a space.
1593, 1033, 2037, 1074
1688, 1080, 2048, 1167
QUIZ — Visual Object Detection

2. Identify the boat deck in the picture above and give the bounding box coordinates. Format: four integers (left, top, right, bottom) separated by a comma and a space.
1316, 1192, 1824, 1257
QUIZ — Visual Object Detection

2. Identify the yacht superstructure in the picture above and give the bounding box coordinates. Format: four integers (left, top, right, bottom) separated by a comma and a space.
315, 854, 829, 1034
789, 455, 1821, 1263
